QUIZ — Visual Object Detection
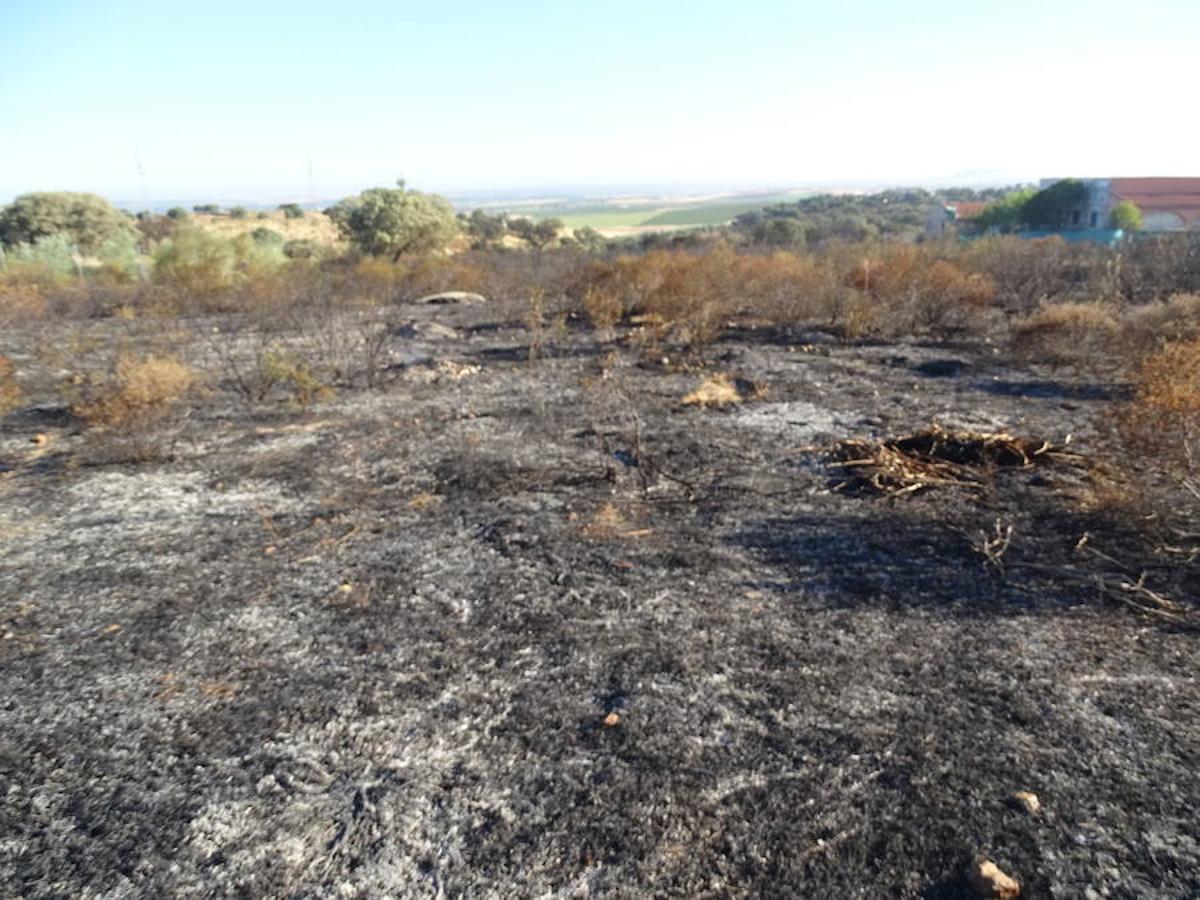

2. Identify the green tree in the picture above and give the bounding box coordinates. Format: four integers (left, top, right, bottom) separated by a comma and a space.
752, 217, 807, 247
974, 189, 1037, 231
96, 231, 141, 279
1021, 179, 1088, 228
0, 191, 136, 254
193, 203, 221, 215
571, 225, 607, 253
249, 227, 285, 248
327, 183, 458, 259
166, 206, 190, 221
279, 203, 305, 219
135, 214, 178, 249
152, 226, 236, 293
509, 217, 561, 250
465, 209, 508, 247
1110, 200, 1143, 232
7, 233, 77, 277
283, 238, 322, 259
228, 206, 249, 219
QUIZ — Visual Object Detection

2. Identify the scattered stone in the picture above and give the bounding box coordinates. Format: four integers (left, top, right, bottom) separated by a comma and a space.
1010, 790, 1041, 815
420, 321, 461, 340
394, 320, 461, 340
436, 360, 480, 381
412, 291, 487, 305
31, 433, 49, 445
602, 712, 621, 727
967, 859, 1021, 898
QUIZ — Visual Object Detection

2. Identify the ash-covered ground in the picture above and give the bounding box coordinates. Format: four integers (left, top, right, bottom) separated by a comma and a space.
1, 298, 1198, 898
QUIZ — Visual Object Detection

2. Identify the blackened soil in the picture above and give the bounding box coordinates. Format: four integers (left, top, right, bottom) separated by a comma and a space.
1, 305, 1197, 898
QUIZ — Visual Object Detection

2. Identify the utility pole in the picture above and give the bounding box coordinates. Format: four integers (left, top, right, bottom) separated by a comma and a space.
135, 146, 149, 211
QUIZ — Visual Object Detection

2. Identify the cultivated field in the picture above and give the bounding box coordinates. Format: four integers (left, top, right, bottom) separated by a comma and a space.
506, 192, 801, 236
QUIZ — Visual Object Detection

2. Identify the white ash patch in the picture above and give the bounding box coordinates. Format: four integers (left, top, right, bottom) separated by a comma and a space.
731, 401, 851, 442
244, 430, 324, 455
62, 469, 302, 542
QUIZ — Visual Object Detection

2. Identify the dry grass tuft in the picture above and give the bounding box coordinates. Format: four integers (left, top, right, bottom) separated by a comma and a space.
1118, 336, 1200, 481
1010, 302, 1119, 367
579, 502, 653, 540
71, 354, 197, 428
0, 357, 22, 416
827, 425, 1075, 495
408, 492, 444, 510
682, 373, 766, 408
580, 501, 628, 537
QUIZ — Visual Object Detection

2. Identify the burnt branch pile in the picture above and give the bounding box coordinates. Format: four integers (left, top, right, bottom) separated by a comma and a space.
826, 425, 1079, 495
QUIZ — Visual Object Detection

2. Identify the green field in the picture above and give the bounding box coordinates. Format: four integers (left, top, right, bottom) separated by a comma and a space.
556, 209, 652, 229
640, 198, 792, 226
501, 192, 800, 231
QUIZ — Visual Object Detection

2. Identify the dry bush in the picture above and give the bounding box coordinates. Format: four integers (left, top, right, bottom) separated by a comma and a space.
260, 349, 335, 410
845, 246, 995, 336
655, 244, 739, 346
0, 279, 47, 318
207, 278, 395, 405
841, 295, 879, 341
1117, 234, 1200, 302
0, 357, 22, 416
572, 255, 656, 324
967, 235, 1119, 309
582, 244, 741, 348
1010, 302, 1120, 368
1120, 294, 1200, 357
70, 354, 197, 428
582, 285, 623, 333
522, 288, 569, 361
738, 251, 844, 324
1118, 337, 1200, 481
909, 259, 996, 333
351, 255, 406, 291
398, 254, 488, 299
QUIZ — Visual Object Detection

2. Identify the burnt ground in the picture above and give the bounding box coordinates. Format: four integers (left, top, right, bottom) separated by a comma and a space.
1, 298, 1198, 898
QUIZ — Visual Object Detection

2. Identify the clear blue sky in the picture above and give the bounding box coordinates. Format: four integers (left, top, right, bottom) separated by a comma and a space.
2, 0, 1197, 204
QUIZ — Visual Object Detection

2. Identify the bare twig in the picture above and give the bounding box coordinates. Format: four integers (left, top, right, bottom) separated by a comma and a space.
972, 519, 1015, 570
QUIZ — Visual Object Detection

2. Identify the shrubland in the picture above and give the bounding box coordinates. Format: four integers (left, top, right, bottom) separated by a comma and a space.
3, 185, 1200, 527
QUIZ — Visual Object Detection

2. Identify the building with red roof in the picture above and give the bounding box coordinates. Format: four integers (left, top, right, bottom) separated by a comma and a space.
1108, 178, 1200, 231
1039, 177, 1200, 232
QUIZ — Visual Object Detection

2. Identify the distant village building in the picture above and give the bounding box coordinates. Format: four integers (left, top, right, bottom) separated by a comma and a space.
924, 201, 987, 238
1038, 177, 1200, 232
